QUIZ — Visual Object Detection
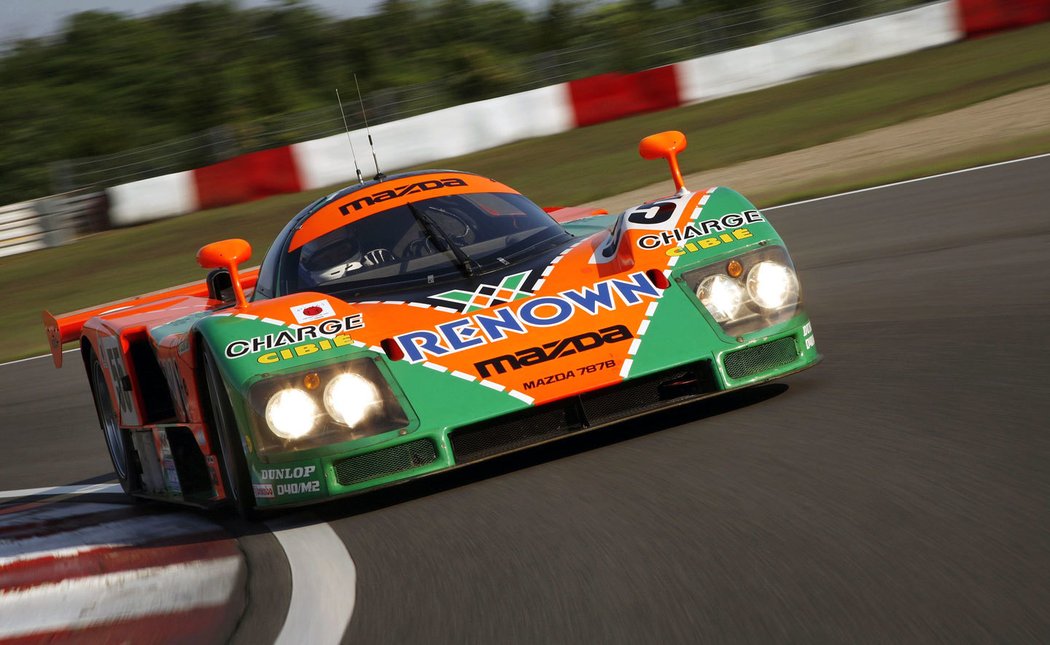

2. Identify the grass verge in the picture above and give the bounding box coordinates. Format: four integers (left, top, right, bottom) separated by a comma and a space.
3, 22, 1050, 363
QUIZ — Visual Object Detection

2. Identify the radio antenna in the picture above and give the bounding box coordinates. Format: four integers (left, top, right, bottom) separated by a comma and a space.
354, 73, 384, 180
335, 89, 364, 185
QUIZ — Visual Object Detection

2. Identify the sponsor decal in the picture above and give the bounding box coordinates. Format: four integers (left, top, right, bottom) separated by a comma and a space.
430, 270, 533, 313
521, 359, 617, 391
476, 325, 632, 378
157, 433, 181, 494
253, 483, 275, 498
257, 465, 321, 496
225, 314, 365, 359
338, 177, 468, 214
100, 338, 136, 421
207, 455, 223, 491
292, 299, 336, 324
159, 356, 190, 420
395, 271, 661, 364
259, 466, 316, 481
277, 481, 321, 495
636, 210, 765, 253
803, 321, 816, 349
256, 335, 358, 364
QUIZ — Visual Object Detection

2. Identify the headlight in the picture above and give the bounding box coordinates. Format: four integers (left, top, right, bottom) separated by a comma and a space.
746, 261, 799, 310
681, 246, 802, 335
324, 372, 382, 427
248, 358, 413, 455
265, 388, 319, 439
696, 275, 745, 322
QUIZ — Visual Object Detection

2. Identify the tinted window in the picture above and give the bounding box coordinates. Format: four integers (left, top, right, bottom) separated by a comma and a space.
277, 192, 570, 297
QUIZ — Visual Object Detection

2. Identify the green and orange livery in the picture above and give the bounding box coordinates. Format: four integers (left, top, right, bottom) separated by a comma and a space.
44, 131, 820, 514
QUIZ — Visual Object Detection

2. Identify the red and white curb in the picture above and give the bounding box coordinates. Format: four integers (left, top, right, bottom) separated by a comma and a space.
0, 500, 244, 643
0, 486, 358, 644
266, 518, 357, 645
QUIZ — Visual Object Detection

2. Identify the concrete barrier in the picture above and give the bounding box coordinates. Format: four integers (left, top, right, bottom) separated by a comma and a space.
104, 2, 964, 226
109, 171, 196, 227
568, 66, 681, 128
679, 1, 962, 103
957, 0, 1050, 36
293, 84, 574, 191
194, 146, 302, 210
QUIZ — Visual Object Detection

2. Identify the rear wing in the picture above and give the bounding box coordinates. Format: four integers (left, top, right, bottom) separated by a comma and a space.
43, 267, 260, 368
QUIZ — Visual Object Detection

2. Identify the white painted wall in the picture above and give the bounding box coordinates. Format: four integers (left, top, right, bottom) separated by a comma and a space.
103, 2, 961, 227
293, 83, 574, 191
679, 1, 961, 103
108, 171, 197, 227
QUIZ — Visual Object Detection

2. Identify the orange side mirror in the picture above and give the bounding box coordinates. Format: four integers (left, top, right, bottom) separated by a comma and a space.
197, 239, 252, 308
639, 131, 688, 193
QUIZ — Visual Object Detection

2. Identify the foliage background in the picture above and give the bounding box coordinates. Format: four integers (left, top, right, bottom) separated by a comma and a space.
0, 0, 922, 204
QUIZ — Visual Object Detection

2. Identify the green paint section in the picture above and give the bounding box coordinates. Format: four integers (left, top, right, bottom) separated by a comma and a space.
193, 311, 532, 506
628, 187, 817, 383
189, 188, 819, 508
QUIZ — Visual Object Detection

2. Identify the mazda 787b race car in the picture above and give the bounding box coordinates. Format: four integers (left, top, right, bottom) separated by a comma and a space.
44, 131, 820, 514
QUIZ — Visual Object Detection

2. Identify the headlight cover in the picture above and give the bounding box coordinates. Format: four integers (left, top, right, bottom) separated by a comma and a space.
249, 358, 410, 455
746, 261, 799, 310
682, 245, 802, 336
323, 372, 382, 427
265, 388, 320, 439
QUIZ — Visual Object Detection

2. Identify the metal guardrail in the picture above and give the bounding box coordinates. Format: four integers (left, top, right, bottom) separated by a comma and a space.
0, 191, 108, 259
0, 202, 46, 259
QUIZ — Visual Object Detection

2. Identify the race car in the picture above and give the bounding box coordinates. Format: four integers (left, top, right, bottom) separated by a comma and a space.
44, 131, 820, 515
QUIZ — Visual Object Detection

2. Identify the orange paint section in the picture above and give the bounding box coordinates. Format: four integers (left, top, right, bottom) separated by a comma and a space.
43, 267, 260, 368
639, 131, 687, 193
288, 173, 520, 252
234, 189, 709, 405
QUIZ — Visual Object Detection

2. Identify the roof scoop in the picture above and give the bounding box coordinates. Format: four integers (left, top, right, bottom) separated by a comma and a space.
639, 131, 688, 194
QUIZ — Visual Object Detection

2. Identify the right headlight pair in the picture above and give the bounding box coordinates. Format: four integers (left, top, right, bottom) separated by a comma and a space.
264, 372, 382, 440
684, 246, 802, 336
250, 358, 410, 455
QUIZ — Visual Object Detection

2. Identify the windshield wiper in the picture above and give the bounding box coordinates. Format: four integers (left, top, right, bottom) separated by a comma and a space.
405, 201, 478, 278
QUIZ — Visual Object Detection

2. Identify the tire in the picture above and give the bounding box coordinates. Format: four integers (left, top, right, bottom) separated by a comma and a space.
88, 349, 136, 495
201, 349, 256, 518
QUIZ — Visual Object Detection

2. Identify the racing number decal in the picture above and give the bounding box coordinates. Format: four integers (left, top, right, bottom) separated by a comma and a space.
626, 202, 676, 225
100, 337, 140, 425
160, 357, 190, 420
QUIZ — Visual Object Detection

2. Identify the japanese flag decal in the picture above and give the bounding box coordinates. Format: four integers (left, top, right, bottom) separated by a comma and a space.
291, 299, 335, 324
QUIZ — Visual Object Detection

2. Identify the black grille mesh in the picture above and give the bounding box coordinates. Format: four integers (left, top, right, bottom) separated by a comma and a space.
723, 337, 798, 379
449, 405, 578, 464
582, 366, 701, 425
333, 439, 437, 486
451, 361, 716, 464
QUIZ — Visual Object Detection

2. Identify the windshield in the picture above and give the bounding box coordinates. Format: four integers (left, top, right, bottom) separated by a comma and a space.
279, 191, 570, 296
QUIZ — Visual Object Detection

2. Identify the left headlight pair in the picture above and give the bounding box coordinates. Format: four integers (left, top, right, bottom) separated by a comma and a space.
250, 358, 409, 454
683, 246, 802, 336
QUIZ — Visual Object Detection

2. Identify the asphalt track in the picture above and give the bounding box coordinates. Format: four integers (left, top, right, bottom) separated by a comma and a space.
1, 155, 1049, 642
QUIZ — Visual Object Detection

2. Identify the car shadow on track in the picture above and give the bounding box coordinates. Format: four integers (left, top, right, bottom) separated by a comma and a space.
306, 382, 789, 524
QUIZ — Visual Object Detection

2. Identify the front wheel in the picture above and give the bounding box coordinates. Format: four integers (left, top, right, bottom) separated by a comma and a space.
201, 349, 256, 518
88, 349, 135, 495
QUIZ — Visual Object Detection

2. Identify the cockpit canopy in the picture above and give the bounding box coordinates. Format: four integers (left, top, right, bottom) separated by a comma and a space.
257, 172, 571, 299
